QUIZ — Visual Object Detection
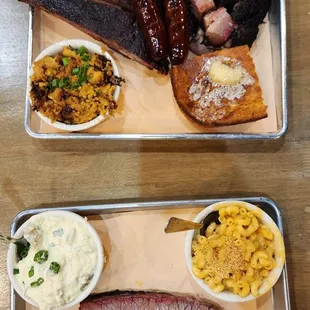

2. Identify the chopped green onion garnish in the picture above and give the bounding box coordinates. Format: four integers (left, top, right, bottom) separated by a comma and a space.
81, 54, 90, 61
16, 241, 30, 261
34, 250, 48, 264
62, 57, 70, 67
70, 82, 80, 90
51, 79, 58, 88
30, 278, 44, 287
28, 266, 34, 278
79, 76, 87, 84
49, 262, 60, 274
58, 77, 70, 88
77, 46, 88, 56
80, 274, 93, 291
80, 66, 87, 75
78, 66, 89, 84
72, 67, 80, 75
13, 268, 19, 275
58, 79, 65, 88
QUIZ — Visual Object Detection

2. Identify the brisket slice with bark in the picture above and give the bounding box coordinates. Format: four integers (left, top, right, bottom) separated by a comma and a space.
19, 0, 169, 73
79, 290, 220, 310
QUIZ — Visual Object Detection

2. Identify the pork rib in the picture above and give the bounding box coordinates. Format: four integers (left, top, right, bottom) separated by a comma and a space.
79, 290, 220, 310
19, 0, 169, 73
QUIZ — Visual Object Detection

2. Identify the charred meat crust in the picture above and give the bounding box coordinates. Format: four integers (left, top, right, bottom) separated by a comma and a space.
80, 290, 220, 309
230, 0, 271, 47
231, 22, 259, 47
19, 0, 198, 72
19, 0, 169, 73
231, 0, 271, 25
214, 0, 238, 10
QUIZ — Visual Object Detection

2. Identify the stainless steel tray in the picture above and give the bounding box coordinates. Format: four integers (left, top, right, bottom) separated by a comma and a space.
24, 0, 287, 140
10, 197, 290, 310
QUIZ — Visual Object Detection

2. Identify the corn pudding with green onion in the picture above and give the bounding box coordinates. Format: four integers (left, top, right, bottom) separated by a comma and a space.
30, 45, 124, 124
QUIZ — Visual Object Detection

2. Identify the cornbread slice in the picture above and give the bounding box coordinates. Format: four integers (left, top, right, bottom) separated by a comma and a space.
170, 45, 267, 127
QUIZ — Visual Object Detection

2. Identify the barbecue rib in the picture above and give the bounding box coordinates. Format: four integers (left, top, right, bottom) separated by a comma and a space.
19, 0, 169, 73
79, 291, 220, 309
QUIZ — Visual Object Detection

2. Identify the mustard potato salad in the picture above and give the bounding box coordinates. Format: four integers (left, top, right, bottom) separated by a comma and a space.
192, 205, 276, 297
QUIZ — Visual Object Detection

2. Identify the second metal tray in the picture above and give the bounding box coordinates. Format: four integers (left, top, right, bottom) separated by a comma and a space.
10, 197, 290, 310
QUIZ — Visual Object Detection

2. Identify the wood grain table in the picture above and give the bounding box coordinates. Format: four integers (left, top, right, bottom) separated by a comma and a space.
0, 0, 309, 309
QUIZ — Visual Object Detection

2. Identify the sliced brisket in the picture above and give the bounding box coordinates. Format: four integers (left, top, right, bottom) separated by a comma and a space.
79, 291, 220, 310
19, 0, 199, 72
19, 0, 169, 73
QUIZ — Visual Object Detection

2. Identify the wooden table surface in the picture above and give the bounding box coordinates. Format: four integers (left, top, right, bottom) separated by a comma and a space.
1, 0, 309, 309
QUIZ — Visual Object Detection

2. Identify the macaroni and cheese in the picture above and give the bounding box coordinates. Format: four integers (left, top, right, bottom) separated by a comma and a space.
191, 205, 276, 297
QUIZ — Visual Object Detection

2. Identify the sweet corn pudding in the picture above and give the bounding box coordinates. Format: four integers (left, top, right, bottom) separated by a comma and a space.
192, 204, 277, 298
30, 45, 124, 124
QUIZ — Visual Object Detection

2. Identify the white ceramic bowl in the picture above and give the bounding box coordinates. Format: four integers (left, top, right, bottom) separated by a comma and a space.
7, 210, 104, 309
28, 39, 120, 131
185, 200, 285, 302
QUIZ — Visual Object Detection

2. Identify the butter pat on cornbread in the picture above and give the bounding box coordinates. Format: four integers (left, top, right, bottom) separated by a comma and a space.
171, 46, 267, 127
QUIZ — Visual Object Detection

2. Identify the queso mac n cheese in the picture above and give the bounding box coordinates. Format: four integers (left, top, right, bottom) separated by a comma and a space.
192, 205, 276, 297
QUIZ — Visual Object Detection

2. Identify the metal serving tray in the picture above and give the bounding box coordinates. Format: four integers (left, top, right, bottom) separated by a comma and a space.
24, 0, 287, 140
10, 197, 290, 310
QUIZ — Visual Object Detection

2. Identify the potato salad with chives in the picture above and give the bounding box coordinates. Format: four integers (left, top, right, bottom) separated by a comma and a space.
14, 214, 97, 309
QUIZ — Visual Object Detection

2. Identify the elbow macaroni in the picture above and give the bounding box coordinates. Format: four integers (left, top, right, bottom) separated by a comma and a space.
192, 204, 276, 298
